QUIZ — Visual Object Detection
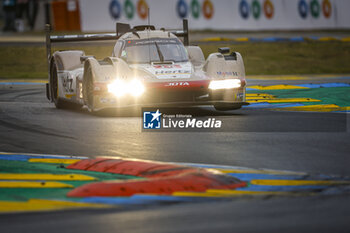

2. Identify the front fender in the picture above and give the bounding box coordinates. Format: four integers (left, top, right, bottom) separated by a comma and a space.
82, 57, 133, 109
204, 52, 246, 82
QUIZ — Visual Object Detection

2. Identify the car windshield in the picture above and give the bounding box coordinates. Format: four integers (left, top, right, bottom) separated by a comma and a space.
123, 38, 188, 63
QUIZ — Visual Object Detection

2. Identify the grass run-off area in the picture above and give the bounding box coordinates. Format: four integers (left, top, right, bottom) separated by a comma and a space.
0, 41, 349, 79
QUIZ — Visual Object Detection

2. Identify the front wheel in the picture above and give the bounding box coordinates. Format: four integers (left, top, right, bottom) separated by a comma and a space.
83, 67, 95, 112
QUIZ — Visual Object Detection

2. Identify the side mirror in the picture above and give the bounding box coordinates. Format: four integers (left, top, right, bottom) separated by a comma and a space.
218, 47, 230, 54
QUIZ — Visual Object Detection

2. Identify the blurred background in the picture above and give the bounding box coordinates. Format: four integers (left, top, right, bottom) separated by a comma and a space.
0, 0, 349, 79
1, 0, 350, 32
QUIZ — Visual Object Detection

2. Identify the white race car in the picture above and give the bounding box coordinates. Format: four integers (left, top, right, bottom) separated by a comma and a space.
45, 20, 247, 112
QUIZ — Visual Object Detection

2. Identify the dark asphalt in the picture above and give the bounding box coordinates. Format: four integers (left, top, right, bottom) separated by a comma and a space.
1, 194, 350, 233
0, 81, 349, 232
0, 82, 349, 175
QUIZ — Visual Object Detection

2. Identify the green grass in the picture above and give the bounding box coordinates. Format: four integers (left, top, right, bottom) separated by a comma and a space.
0, 41, 349, 79
200, 42, 350, 75
0, 46, 112, 79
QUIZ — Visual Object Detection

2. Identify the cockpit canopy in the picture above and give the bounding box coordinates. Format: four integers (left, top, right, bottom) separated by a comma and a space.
115, 38, 189, 64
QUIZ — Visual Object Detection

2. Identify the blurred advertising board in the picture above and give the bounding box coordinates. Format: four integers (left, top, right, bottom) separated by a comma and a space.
78, 0, 350, 31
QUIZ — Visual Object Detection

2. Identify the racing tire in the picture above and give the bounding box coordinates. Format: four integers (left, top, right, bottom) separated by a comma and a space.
82, 66, 95, 112
214, 103, 242, 111
50, 60, 81, 110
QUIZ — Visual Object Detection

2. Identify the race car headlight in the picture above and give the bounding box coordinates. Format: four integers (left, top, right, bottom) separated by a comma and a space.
107, 79, 127, 97
107, 79, 145, 97
208, 79, 241, 90
129, 79, 145, 97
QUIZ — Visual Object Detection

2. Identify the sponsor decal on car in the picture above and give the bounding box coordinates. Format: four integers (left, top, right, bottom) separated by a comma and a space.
155, 70, 191, 75
61, 73, 74, 94
133, 39, 178, 45
153, 65, 182, 69
165, 82, 190, 87
217, 71, 239, 77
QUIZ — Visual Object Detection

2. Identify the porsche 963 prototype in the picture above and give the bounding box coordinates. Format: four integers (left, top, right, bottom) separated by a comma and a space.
45, 20, 248, 112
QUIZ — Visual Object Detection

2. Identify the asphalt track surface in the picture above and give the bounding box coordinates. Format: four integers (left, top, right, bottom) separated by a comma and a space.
0, 78, 350, 232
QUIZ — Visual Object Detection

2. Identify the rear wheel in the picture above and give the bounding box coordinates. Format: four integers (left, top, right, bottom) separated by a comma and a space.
50, 60, 80, 110
50, 61, 66, 109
